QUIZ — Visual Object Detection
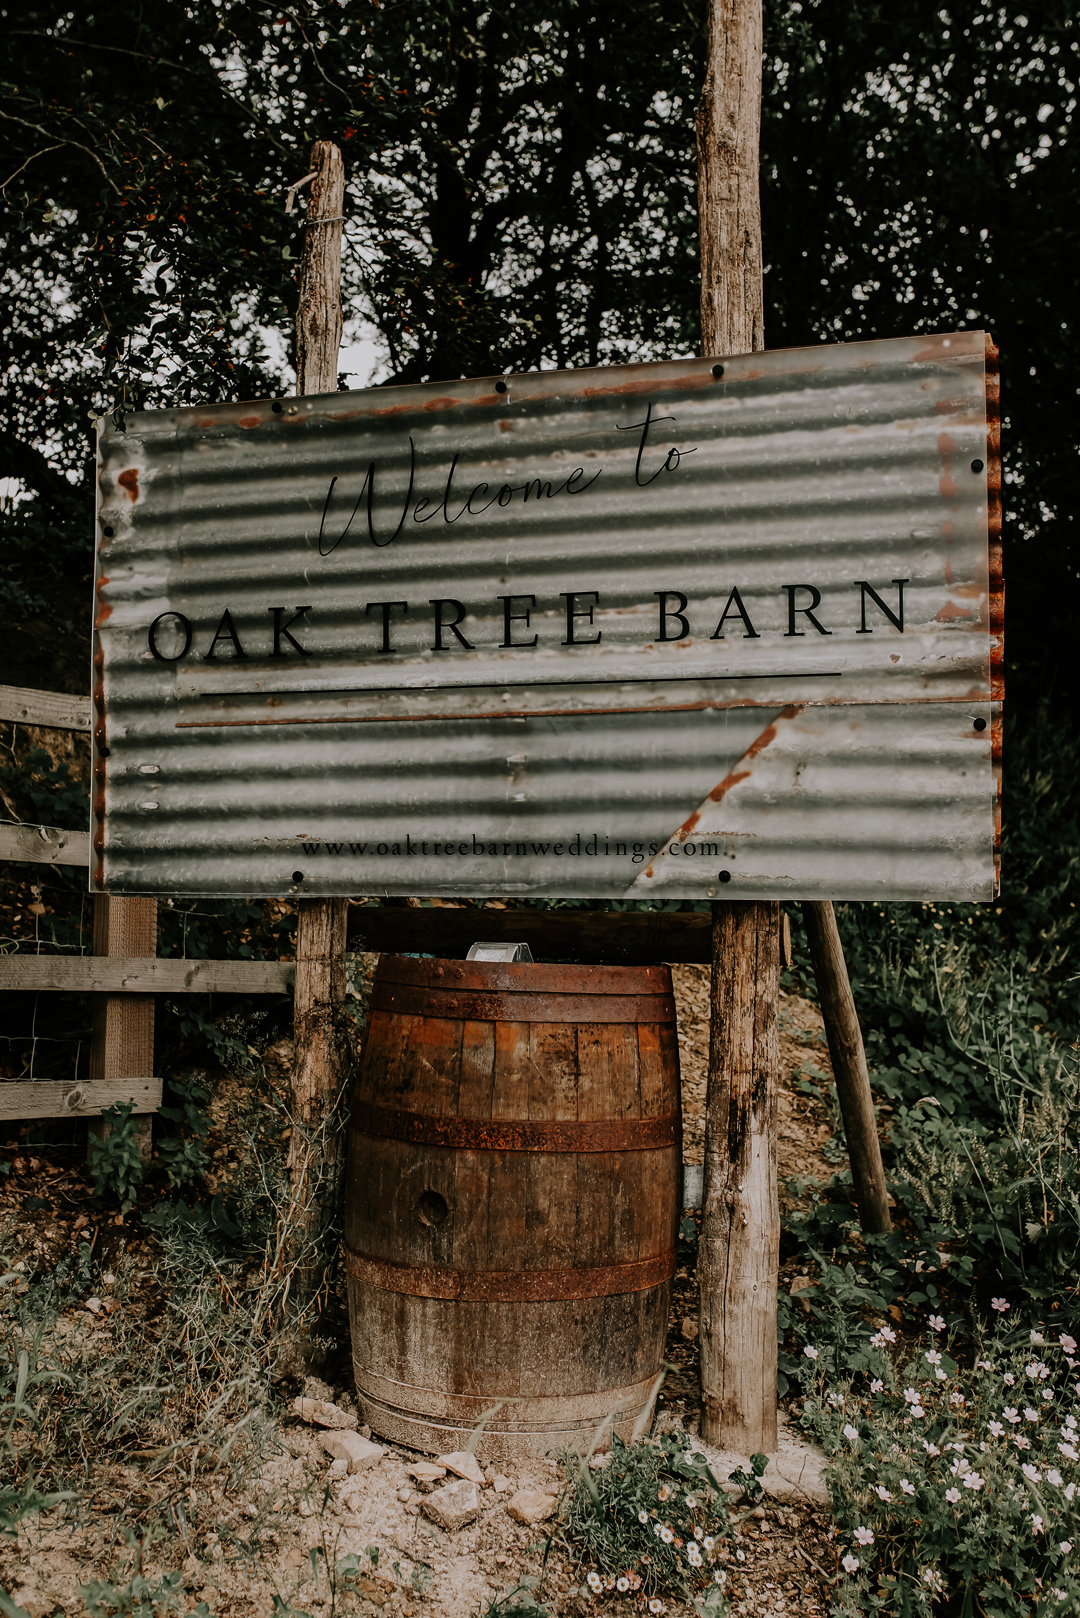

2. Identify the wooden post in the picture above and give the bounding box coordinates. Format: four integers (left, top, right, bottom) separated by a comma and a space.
87, 895, 158, 1164
801, 902, 892, 1233
288, 141, 350, 1281
695, 0, 779, 1451
698, 904, 779, 1450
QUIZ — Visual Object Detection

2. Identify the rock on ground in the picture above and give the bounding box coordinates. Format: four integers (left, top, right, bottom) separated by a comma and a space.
292, 1396, 359, 1430
318, 1430, 386, 1473
436, 1450, 486, 1486
689, 1415, 829, 1507
506, 1489, 558, 1525
422, 1478, 480, 1532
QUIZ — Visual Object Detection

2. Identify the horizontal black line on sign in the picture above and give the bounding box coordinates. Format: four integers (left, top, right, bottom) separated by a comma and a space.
177, 673, 844, 729
190, 669, 845, 699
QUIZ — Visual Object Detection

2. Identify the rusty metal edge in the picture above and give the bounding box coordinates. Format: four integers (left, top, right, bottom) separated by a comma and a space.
985, 333, 1003, 895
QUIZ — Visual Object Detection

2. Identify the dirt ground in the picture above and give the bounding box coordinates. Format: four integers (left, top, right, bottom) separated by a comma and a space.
1, 964, 842, 1618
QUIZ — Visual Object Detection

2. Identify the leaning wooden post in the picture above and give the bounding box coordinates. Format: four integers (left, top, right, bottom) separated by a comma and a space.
801, 902, 892, 1233
695, 0, 779, 1452
287, 140, 350, 1292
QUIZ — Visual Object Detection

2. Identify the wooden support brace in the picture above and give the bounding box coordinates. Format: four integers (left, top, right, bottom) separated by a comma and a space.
801, 900, 892, 1233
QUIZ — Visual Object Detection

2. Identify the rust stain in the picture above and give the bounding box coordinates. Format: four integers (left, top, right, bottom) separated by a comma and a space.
639, 705, 803, 879
985, 334, 1004, 705
116, 468, 139, 503
351, 1102, 679, 1153
364, 395, 463, 419
343, 1242, 676, 1303
196, 418, 217, 428
578, 374, 713, 400
935, 601, 974, 623
937, 431, 958, 501
236, 416, 262, 429
911, 333, 982, 364
707, 704, 803, 803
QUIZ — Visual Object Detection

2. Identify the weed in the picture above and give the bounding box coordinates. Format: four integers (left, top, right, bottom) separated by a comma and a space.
478, 1573, 549, 1614
87, 1104, 145, 1210
156, 1078, 212, 1190
563, 1429, 732, 1604
81, 1565, 214, 1617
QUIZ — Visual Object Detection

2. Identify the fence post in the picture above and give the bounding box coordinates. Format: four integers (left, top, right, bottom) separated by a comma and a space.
87, 894, 158, 1164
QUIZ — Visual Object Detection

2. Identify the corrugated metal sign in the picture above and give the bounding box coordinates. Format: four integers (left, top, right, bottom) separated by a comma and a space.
93, 330, 1000, 900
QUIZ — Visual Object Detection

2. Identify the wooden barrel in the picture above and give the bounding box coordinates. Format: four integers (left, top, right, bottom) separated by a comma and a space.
344, 954, 681, 1463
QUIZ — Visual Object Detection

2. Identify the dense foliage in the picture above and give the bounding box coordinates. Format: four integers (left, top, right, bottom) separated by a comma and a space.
804, 1322, 1080, 1616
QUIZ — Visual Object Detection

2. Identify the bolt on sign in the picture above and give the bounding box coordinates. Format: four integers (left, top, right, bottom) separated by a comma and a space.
93, 330, 1001, 900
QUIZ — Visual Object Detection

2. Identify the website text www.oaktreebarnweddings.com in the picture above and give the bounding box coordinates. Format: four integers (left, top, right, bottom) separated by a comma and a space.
301, 833, 724, 866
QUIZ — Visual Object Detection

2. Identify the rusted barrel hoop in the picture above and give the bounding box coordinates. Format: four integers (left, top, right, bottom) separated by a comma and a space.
350, 1103, 679, 1154
344, 1243, 677, 1303
369, 982, 675, 1025
355, 1369, 660, 1427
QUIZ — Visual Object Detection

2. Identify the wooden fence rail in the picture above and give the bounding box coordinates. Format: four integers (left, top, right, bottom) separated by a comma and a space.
0, 684, 290, 1129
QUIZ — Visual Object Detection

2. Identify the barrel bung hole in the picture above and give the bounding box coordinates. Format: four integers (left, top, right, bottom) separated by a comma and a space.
416, 1189, 449, 1227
